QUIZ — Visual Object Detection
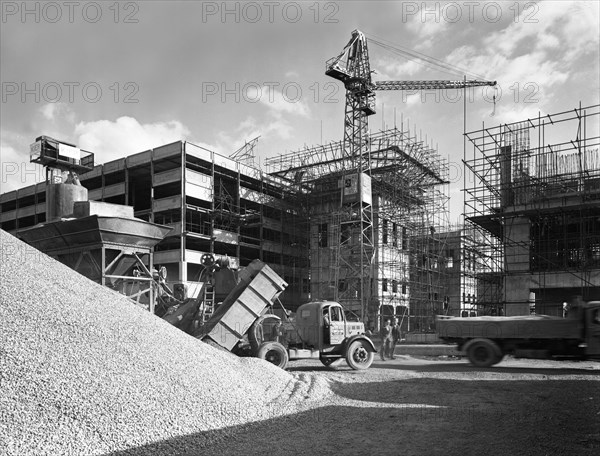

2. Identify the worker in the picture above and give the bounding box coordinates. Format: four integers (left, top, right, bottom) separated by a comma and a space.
380, 319, 392, 361
390, 318, 401, 359
271, 320, 283, 342
323, 308, 330, 326
323, 308, 331, 344
255, 321, 264, 344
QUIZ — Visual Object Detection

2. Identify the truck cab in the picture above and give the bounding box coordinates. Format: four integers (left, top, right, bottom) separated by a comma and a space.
581, 301, 600, 356
288, 300, 375, 369
293, 301, 364, 346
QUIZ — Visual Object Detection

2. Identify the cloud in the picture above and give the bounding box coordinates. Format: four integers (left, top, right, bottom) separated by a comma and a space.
253, 84, 310, 118
213, 117, 261, 157
372, 57, 424, 80
39, 103, 76, 122
404, 4, 450, 50
205, 84, 311, 160
0, 132, 45, 193
40, 104, 56, 120
484, 103, 546, 126
486, 1, 599, 59
442, 1, 599, 113
74, 117, 191, 164
1, 116, 195, 192
212, 113, 295, 160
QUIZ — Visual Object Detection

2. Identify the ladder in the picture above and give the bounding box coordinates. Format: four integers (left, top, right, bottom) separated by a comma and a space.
202, 284, 215, 322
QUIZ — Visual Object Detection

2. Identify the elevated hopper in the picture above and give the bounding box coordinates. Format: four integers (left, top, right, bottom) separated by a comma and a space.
18, 215, 171, 254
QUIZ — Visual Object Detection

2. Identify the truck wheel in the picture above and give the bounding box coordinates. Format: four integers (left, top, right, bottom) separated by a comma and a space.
466, 339, 502, 367
320, 356, 343, 368
257, 342, 289, 370
346, 340, 374, 370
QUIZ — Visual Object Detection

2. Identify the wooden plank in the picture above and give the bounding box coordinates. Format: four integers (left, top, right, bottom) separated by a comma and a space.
153, 142, 182, 160
185, 182, 212, 201
0, 190, 17, 203
153, 249, 181, 264
186, 169, 212, 188
153, 168, 181, 186
88, 188, 102, 201
152, 195, 181, 212
126, 150, 152, 167
185, 142, 213, 162
17, 185, 38, 197
1, 210, 17, 222
80, 166, 102, 179
103, 182, 126, 198
104, 158, 126, 174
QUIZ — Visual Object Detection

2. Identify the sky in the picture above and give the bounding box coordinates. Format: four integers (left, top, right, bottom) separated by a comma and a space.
1, 0, 599, 221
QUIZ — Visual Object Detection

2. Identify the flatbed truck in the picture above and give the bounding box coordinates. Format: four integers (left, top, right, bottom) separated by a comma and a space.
437, 301, 600, 367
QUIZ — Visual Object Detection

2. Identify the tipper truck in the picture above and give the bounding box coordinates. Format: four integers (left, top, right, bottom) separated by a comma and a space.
194, 259, 376, 370
436, 301, 600, 367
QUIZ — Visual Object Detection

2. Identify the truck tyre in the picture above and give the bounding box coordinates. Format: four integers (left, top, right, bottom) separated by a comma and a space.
345, 339, 375, 370
320, 356, 344, 368
465, 338, 502, 367
257, 342, 289, 370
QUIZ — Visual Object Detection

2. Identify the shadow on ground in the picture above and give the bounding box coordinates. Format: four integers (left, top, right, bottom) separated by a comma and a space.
286, 358, 600, 376
370, 359, 600, 376
105, 378, 599, 456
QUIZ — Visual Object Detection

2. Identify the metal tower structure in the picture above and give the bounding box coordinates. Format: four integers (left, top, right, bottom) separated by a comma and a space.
325, 30, 376, 317
325, 29, 497, 321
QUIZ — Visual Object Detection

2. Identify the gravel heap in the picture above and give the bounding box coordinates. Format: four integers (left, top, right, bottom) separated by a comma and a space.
0, 230, 329, 455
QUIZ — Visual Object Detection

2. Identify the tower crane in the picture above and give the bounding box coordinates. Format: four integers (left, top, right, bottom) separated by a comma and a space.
324, 29, 496, 323
326, 29, 497, 165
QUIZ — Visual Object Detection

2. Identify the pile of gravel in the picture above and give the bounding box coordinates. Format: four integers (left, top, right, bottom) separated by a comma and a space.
0, 230, 329, 455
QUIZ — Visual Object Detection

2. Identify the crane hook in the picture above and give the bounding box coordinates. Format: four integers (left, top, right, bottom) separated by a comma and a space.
490, 86, 498, 117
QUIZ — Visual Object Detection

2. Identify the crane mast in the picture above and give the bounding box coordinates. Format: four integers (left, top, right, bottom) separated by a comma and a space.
324, 30, 376, 317
324, 29, 496, 323
325, 29, 376, 172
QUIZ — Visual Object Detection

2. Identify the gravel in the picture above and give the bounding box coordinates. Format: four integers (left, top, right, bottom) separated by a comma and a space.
205, 358, 600, 456
0, 230, 330, 455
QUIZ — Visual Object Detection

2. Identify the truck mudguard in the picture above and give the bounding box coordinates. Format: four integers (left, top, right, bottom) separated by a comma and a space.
343, 334, 376, 353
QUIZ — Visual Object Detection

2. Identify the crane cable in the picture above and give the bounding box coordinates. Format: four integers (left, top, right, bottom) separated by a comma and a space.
364, 32, 489, 81
365, 31, 499, 116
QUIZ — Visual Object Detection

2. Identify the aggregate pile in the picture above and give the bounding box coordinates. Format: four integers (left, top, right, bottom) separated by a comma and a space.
0, 230, 329, 455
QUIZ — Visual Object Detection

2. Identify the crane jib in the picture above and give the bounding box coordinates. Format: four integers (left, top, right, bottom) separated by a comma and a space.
372, 81, 497, 91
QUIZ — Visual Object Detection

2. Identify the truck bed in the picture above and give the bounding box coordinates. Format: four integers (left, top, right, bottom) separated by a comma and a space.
437, 314, 582, 340
194, 261, 287, 351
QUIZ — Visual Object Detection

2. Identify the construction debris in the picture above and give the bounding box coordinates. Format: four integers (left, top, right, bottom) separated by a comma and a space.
0, 230, 330, 455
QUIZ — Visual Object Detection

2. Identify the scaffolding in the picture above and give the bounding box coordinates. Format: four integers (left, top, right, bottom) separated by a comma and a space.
267, 126, 450, 330
464, 104, 600, 316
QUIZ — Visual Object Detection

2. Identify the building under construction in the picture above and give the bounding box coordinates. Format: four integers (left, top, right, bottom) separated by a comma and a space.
3, 29, 484, 329
1, 124, 451, 331
267, 126, 450, 331
0, 139, 310, 310
464, 104, 600, 316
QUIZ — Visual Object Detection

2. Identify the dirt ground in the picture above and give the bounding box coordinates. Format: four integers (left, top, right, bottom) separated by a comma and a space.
109, 355, 599, 456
